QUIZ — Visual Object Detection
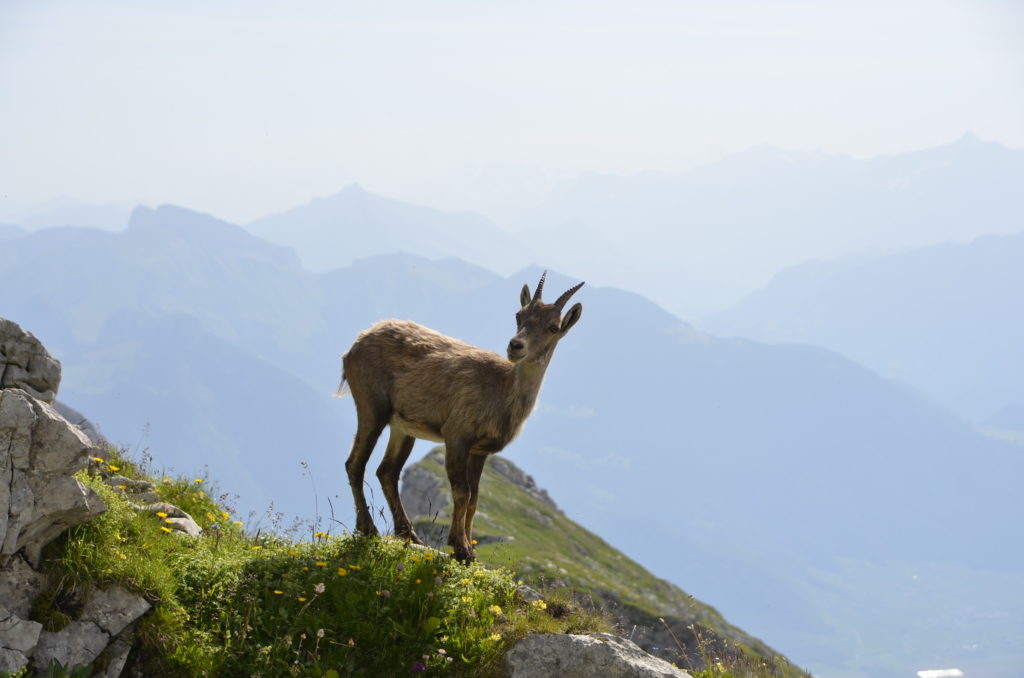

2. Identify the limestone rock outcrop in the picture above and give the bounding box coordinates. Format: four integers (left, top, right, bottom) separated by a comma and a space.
0, 318, 61, 404
504, 632, 692, 678
0, 317, 152, 676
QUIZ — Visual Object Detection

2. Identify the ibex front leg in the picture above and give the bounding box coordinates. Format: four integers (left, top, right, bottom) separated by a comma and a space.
444, 440, 475, 563
464, 452, 488, 561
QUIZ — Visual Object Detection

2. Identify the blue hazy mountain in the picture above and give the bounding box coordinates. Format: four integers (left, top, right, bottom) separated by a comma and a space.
507, 133, 1024, 317
1, 205, 1021, 677
704, 231, 1024, 423
0, 223, 27, 240
246, 183, 535, 276
8, 197, 132, 231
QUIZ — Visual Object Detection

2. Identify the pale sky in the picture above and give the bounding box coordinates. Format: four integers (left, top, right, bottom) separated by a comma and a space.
1, 0, 1022, 224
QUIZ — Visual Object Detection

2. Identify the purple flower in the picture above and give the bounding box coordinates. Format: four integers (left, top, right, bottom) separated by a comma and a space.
411, 661, 426, 673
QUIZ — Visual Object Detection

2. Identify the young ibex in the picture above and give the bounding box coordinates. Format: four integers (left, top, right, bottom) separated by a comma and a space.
337, 272, 583, 563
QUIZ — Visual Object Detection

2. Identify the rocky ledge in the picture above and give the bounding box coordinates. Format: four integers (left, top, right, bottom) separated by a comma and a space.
0, 318, 154, 675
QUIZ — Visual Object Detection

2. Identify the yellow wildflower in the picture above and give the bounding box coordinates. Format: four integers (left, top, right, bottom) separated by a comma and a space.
488, 605, 503, 615
337, 567, 347, 577
251, 546, 262, 551
194, 478, 203, 484
162, 477, 171, 484
347, 564, 361, 571
91, 456, 105, 464
108, 465, 120, 472
461, 595, 473, 604
198, 490, 205, 499
471, 539, 478, 545
298, 597, 307, 602
531, 600, 547, 611
315, 561, 328, 568
165, 519, 174, 524
489, 633, 502, 642
116, 485, 126, 490
234, 520, 243, 526
160, 526, 171, 534
273, 590, 283, 595
156, 512, 168, 518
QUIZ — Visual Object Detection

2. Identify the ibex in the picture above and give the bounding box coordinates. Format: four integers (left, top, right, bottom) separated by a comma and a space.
337, 272, 583, 563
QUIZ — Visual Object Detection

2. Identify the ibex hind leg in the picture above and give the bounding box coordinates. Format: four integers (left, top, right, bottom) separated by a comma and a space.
376, 431, 425, 545
346, 409, 388, 538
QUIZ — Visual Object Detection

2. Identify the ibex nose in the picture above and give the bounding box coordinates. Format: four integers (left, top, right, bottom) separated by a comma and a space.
508, 339, 525, 352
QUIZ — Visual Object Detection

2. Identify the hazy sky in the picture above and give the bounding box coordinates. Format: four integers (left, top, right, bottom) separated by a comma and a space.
2, 0, 1022, 223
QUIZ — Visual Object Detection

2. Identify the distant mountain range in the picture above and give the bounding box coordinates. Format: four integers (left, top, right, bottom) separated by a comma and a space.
8, 134, 1023, 322
510, 132, 1024, 317
247, 184, 534, 276
704, 230, 1024, 423
1, 203, 1021, 677
1, 197, 131, 231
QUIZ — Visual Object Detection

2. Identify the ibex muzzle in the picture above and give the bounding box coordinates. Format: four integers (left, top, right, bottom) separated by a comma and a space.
338, 271, 583, 563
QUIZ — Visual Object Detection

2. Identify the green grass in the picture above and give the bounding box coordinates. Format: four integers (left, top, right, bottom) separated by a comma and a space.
30, 447, 612, 677
410, 449, 809, 678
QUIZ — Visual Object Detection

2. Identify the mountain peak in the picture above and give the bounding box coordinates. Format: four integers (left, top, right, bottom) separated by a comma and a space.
126, 204, 303, 268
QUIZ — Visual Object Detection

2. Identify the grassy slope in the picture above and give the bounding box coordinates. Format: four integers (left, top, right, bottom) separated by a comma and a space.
23, 448, 610, 678
408, 448, 804, 676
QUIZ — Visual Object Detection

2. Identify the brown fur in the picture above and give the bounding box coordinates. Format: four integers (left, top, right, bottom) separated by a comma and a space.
338, 273, 583, 562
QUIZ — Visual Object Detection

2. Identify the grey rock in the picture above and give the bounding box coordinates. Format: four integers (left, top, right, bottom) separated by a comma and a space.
516, 584, 545, 603
106, 476, 155, 494
0, 554, 48, 618
0, 603, 42, 673
95, 627, 135, 678
0, 318, 61, 404
32, 585, 150, 672
55, 400, 104, 445
81, 585, 152, 638
107, 476, 160, 503
1, 389, 105, 566
134, 502, 202, 537
504, 633, 691, 678
165, 516, 203, 537
401, 461, 449, 519
489, 455, 560, 512
33, 620, 109, 672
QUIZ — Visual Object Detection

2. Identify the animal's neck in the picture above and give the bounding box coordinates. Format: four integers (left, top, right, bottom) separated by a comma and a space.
507, 356, 550, 418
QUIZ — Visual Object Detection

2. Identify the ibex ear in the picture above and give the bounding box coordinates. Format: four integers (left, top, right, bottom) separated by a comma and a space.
520, 284, 531, 308
560, 303, 582, 334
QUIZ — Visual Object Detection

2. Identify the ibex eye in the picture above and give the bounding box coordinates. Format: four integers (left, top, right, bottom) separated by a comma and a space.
548, 325, 560, 334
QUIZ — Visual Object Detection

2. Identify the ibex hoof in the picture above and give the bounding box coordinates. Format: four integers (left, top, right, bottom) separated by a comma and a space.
451, 546, 476, 564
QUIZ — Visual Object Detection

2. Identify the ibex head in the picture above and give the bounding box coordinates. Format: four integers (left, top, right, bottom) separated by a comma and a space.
507, 271, 584, 363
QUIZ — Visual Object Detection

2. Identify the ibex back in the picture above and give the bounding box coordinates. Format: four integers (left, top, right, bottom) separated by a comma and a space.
337, 271, 583, 563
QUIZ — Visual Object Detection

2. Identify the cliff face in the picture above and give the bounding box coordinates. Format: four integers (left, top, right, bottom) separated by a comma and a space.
0, 318, 150, 675
400, 448, 798, 674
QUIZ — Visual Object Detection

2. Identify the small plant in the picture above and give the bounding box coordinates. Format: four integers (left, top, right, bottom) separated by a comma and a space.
44, 660, 93, 678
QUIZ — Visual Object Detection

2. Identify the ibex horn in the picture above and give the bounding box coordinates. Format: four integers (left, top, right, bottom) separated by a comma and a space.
532, 270, 547, 302
554, 281, 585, 310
